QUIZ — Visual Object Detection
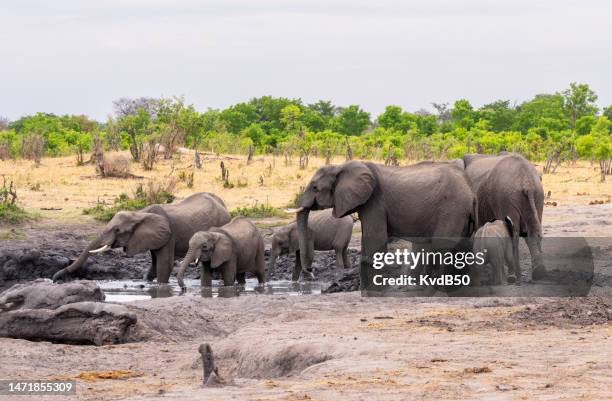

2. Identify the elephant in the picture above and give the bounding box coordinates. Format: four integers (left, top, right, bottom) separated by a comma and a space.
462, 152, 544, 283
294, 160, 477, 290
52, 192, 231, 283
269, 209, 354, 281
473, 217, 515, 285
176, 217, 266, 289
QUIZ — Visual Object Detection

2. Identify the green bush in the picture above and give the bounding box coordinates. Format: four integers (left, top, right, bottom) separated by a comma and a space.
83, 181, 176, 222
230, 202, 287, 218
0, 203, 31, 224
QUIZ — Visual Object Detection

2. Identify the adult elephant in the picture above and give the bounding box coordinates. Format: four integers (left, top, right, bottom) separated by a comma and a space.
269, 209, 354, 281
294, 161, 477, 290
462, 152, 545, 283
52, 193, 231, 283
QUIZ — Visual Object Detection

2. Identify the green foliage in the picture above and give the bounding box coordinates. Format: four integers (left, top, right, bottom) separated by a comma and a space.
83, 182, 175, 222
3, 82, 608, 164
0, 180, 32, 224
332, 105, 371, 136
0, 203, 31, 224
230, 201, 287, 218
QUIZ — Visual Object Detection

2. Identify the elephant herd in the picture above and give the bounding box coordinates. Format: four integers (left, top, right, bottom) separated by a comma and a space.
51, 152, 545, 290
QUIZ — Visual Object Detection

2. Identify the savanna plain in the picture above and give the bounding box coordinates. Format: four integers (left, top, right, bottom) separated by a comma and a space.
0, 152, 611, 401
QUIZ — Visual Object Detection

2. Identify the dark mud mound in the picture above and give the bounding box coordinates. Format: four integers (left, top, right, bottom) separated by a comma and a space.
266, 248, 361, 285
0, 301, 136, 345
511, 297, 612, 327
0, 281, 136, 345
323, 267, 360, 293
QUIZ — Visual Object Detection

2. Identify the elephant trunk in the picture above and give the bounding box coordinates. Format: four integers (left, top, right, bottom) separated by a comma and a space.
52, 235, 106, 282
267, 244, 280, 280
177, 246, 197, 290
296, 209, 313, 277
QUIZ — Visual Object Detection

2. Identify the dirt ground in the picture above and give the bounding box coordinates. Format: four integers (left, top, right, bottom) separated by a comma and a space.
0, 157, 611, 400
0, 295, 610, 401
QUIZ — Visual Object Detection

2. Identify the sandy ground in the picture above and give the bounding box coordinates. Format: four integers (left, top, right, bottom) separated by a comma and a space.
1, 157, 611, 400
0, 295, 610, 401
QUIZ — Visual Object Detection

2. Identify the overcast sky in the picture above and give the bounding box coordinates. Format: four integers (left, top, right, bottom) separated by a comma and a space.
1, 0, 611, 121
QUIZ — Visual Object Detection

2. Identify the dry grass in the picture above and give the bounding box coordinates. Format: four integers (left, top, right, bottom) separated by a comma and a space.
0, 152, 610, 222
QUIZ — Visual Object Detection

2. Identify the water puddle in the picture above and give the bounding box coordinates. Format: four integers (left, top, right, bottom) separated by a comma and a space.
98, 278, 326, 302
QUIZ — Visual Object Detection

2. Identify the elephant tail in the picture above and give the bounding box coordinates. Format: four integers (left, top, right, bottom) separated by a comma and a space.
468, 196, 478, 237
523, 189, 541, 235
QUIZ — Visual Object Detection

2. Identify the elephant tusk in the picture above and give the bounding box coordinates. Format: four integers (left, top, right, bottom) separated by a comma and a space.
285, 207, 304, 213
89, 245, 111, 254
195, 258, 199, 265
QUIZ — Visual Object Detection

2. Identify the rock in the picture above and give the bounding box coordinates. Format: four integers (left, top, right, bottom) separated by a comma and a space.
0, 302, 137, 345
0, 280, 104, 312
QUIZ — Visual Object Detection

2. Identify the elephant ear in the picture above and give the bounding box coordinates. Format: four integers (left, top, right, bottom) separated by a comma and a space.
333, 162, 375, 218
126, 213, 172, 256
211, 233, 232, 268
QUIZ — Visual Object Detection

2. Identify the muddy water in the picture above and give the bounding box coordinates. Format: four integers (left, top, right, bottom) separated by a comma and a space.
99, 278, 325, 302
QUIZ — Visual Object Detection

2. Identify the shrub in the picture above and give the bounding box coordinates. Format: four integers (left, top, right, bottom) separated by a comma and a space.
230, 201, 287, 218
0, 179, 32, 224
83, 178, 176, 221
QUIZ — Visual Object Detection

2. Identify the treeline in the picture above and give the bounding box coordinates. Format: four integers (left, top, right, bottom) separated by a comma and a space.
1, 82, 611, 175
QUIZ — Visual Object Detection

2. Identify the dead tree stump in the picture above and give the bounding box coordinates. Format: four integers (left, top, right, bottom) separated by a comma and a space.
198, 343, 223, 387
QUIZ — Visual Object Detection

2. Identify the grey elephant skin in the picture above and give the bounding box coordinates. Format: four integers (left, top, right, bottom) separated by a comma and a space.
462, 152, 544, 283
52, 192, 230, 283
177, 217, 266, 289
296, 161, 477, 290
269, 209, 354, 281
473, 218, 515, 285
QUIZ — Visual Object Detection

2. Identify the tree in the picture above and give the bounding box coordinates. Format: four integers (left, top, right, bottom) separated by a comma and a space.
575, 115, 597, 136
431, 102, 452, 123
561, 82, 598, 129
113, 97, 160, 119
0, 117, 10, 130
451, 99, 475, 130
602, 106, 612, 126
377, 106, 404, 130
332, 105, 371, 136
118, 108, 152, 161
280, 104, 303, 135
513, 94, 568, 133
478, 100, 517, 132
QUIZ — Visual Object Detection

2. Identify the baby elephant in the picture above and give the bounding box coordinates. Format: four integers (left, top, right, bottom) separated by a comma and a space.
177, 217, 265, 289
473, 217, 515, 285
269, 209, 354, 281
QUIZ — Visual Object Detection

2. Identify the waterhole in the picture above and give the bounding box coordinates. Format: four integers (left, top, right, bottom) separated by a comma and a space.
98, 278, 325, 302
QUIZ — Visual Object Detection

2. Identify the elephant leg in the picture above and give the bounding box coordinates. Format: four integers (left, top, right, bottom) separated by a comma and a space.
221, 261, 236, 286
525, 236, 545, 280
145, 251, 157, 281
154, 241, 175, 284
201, 263, 212, 287
255, 241, 266, 284
358, 206, 388, 292
334, 248, 344, 269
342, 248, 351, 270
292, 250, 302, 281
508, 235, 521, 284
236, 272, 246, 285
